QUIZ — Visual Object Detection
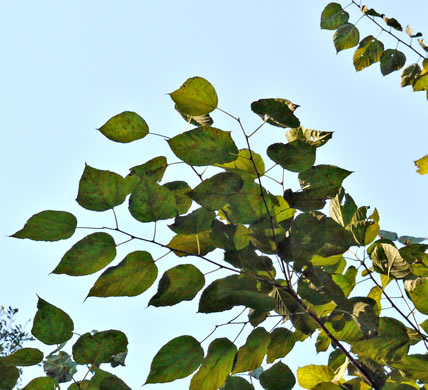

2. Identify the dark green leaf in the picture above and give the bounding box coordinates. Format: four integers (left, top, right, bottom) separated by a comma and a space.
11, 210, 77, 241
129, 156, 167, 182
353, 35, 384, 71
266, 328, 295, 363
297, 365, 334, 389
31, 297, 74, 345
0, 362, 19, 390
52, 232, 116, 276
216, 149, 265, 177
320, 3, 349, 30
168, 207, 216, 234
401, 63, 421, 87
145, 335, 204, 384
0, 348, 43, 366
405, 277, 428, 314
149, 264, 205, 307
391, 354, 428, 382
72, 330, 128, 366
232, 328, 271, 374
98, 111, 149, 143
381, 49, 406, 76
87, 251, 157, 298
223, 376, 255, 390
286, 127, 333, 147
169, 76, 218, 116
190, 338, 237, 390
259, 362, 295, 390
43, 351, 77, 383
163, 180, 192, 214
333, 23, 360, 53
100, 377, 131, 390
168, 127, 238, 166
382, 16, 402, 31
251, 98, 300, 128
22, 377, 59, 389
283, 188, 326, 211
167, 231, 215, 257
267, 141, 316, 173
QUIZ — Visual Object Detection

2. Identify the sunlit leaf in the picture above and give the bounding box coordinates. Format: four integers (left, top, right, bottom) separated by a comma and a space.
380, 49, 406, 76
405, 277, 428, 314
320, 3, 349, 30
286, 127, 333, 147
405, 25, 423, 38
145, 335, 204, 384
332, 266, 357, 297
169, 76, 218, 116
315, 332, 331, 353
98, 111, 149, 143
251, 98, 300, 128
353, 35, 384, 71
0, 348, 43, 367
52, 232, 116, 276
370, 243, 410, 279
382, 16, 402, 31
168, 207, 215, 234
351, 220, 380, 246
267, 141, 316, 172
414, 154, 428, 174
87, 251, 157, 298
11, 210, 77, 241
167, 231, 215, 257
216, 149, 265, 177
329, 188, 357, 228
22, 377, 59, 389
266, 328, 295, 363
401, 63, 421, 87
297, 365, 334, 389
391, 354, 428, 382
418, 38, 428, 52
333, 23, 360, 53
149, 264, 205, 307
129, 156, 167, 182
259, 361, 295, 390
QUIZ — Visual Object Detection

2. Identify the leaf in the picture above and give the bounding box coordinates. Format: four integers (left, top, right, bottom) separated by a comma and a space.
266, 328, 295, 363
405, 25, 423, 38
11, 210, 77, 241
223, 376, 255, 390
315, 332, 331, 353
199, 275, 276, 313
418, 38, 428, 52
414, 154, 428, 174
329, 188, 357, 228
145, 335, 204, 384
43, 352, 77, 383
405, 277, 428, 314
378, 230, 398, 241
397, 235, 426, 245
190, 338, 236, 390
360, 6, 381, 17
22, 377, 59, 389
350, 220, 380, 246
129, 156, 167, 182
216, 149, 265, 178
370, 243, 410, 279
72, 330, 128, 366
232, 327, 271, 374
189, 172, 244, 211
175, 104, 214, 127
31, 297, 74, 345
129, 174, 177, 222
320, 3, 349, 30
168, 127, 238, 166
286, 127, 333, 147
251, 98, 300, 128
98, 111, 148, 143
401, 64, 421, 87
87, 251, 158, 298
259, 362, 295, 390
0, 362, 19, 390
149, 264, 205, 307
169, 76, 218, 116
283, 188, 326, 211
267, 141, 316, 172
332, 266, 357, 297
52, 232, 116, 276
380, 49, 406, 76
0, 348, 43, 366
353, 35, 384, 71
382, 16, 402, 31
168, 207, 216, 234
76, 165, 136, 211
163, 181, 192, 214
100, 377, 131, 390
167, 231, 215, 257
297, 365, 334, 389
390, 354, 428, 382
333, 23, 360, 53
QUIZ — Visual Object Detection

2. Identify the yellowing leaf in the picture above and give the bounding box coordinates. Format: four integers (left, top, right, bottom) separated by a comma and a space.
415, 154, 428, 175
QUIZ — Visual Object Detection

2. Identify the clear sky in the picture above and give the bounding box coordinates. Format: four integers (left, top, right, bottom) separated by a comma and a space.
1, 1, 427, 389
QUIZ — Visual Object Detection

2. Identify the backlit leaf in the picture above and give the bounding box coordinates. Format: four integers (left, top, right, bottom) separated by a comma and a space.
380, 49, 406, 76
31, 297, 74, 345
11, 210, 77, 241
98, 111, 148, 143
267, 141, 316, 172
401, 64, 421, 87
320, 3, 349, 30
163, 181, 192, 214
329, 188, 357, 228
169, 76, 218, 116
351, 220, 380, 246
149, 264, 205, 307
333, 23, 360, 53
405, 277, 428, 314
353, 36, 384, 71
382, 16, 402, 31
145, 335, 204, 384
259, 362, 295, 390
405, 25, 423, 38
0, 348, 43, 366
168, 207, 215, 234
43, 351, 77, 383
224, 376, 255, 390
251, 98, 300, 128
286, 127, 333, 147
391, 354, 428, 382
414, 154, 428, 174
216, 149, 265, 177
297, 365, 334, 389
87, 251, 157, 298
52, 232, 116, 276
370, 243, 410, 279
167, 231, 215, 257
129, 156, 167, 182
190, 338, 236, 390
22, 377, 59, 389
266, 328, 295, 363
175, 104, 214, 127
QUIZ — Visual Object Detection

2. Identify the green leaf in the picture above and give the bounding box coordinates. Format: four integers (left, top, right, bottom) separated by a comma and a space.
87, 251, 157, 298
168, 207, 216, 234
0, 348, 43, 366
401, 63, 421, 87
286, 127, 333, 147
232, 327, 271, 374
397, 235, 426, 245
380, 49, 406, 76
129, 174, 177, 222
405, 277, 428, 314
382, 16, 402, 31
11, 210, 77, 241
223, 376, 255, 390
390, 354, 428, 382
168, 127, 238, 166
190, 338, 237, 390
0, 362, 19, 390
400, 243, 428, 264
315, 332, 331, 353
320, 3, 349, 30
100, 377, 131, 390
267, 141, 316, 172
370, 243, 410, 279
333, 23, 360, 53
199, 275, 276, 313
189, 172, 244, 211
43, 351, 77, 383
351, 317, 410, 364
251, 98, 300, 128
31, 297, 74, 345
259, 362, 295, 390
351, 220, 380, 246
76, 165, 135, 211
167, 231, 215, 257
266, 328, 295, 363
297, 365, 334, 389
329, 188, 357, 228
414, 154, 428, 174
310, 254, 343, 267
22, 377, 59, 389
420, 319, 428, 333
216, 149, 265, 178
169, 76, 218, 116
353, 35, 384, 71
98, 111, 148, 143
163, 181, 192, 214
149, 264, 205, 307
52, 232, 116, 276
145, 335, 204, 384
129, 156, 167, 182
72, 330, 128, 366
378, 229, 398, 241
332, 266, 357, 297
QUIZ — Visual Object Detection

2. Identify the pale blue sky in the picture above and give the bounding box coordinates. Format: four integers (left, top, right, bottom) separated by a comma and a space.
1, 1, 427, 389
